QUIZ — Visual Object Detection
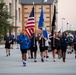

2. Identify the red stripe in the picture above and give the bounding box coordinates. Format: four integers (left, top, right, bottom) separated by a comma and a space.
28, 29, 32, 35
26, 22, 35, 25
25, 26, 35, 28
30, 29, 34, 34
28, 18, 34, 21
31, 28, 34, 31
25, 29, 31, 37
31, 28, 34, 33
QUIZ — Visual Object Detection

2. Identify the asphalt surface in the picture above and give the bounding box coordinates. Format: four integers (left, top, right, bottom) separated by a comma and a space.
0, 45, 76, 75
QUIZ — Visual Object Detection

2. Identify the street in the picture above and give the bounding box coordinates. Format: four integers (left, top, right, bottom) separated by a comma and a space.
0, 45, 76, 75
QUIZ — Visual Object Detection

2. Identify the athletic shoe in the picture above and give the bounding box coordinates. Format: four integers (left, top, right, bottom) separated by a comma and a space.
23, 61, 26, 66
41, 59, 44, 62
6, 54, 8, 57
68, 52, 70, 54
28, 57, 31, 59
71, 50, 73, 52
46, 56, 49, 58
34, 59, 37, 62
75, 56, 76, 58
9, 53, 10, 56
31, 57, 33, 59
53, 59, 56, 62
63, 58, 65, 62
58, 56, 62, 59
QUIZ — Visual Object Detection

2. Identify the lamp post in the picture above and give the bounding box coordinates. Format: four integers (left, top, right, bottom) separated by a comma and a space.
70, 25, 71, 30
62, 18, 65, 32
70, 25, 73, 31
67, 22, 69, 31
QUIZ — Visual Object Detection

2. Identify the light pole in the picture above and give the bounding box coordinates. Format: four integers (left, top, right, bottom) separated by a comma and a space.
62, 18, 65, 32
70, 25, 71, 30
70, 25, 73, 30
67, 22, 69, 31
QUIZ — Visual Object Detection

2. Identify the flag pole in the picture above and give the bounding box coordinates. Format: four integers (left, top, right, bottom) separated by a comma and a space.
33, 2, 35, 34
41, 0, 44, 47
51, 0, 56, 48
33, 2, 35, 47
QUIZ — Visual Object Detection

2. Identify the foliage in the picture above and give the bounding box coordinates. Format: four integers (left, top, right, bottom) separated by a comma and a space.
0, 2, 12, 39
64, 30, 76, 34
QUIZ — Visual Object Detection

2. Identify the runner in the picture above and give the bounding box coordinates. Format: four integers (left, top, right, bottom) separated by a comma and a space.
10, 33, 14, 49
73, 34, 76, 58
4, 33, 12, 56
60, 32, 68, 62
19, 31, 30, 66
39, 33, 46, 62
49, 32, 57, 62
30, 33, 38, 62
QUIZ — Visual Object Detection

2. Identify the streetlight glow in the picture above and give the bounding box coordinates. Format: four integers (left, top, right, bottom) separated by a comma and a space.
33, 2, 34, 5
44, 0, 47, 2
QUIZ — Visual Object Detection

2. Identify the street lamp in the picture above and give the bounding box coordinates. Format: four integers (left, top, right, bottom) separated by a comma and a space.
67, 22, 69, 31
70, 25, 71, 30
62, 18, 65, 32
70, 25, 73, 30
44, 0, 47, 2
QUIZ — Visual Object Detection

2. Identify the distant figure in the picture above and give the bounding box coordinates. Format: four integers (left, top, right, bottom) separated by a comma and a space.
67, 33, 74, 54
4, 33, 12, 56
16, 33, 20, 49
10, 33, 14, 49
39, 33, 46, 62
73, 34, 76, 58
49, 32, 57, 62
60, 32, 68, 62
30, 33, 38, 62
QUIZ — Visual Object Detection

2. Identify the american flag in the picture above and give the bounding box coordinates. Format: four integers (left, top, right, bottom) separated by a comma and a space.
24, 6, 35, 37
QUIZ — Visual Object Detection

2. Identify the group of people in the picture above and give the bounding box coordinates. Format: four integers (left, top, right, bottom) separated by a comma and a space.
4, 31, 76, 66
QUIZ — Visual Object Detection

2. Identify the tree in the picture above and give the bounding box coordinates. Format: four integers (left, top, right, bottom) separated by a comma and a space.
0, 2, 12, 39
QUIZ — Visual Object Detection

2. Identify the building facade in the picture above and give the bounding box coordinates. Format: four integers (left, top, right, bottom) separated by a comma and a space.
0, 0, 22, 36
0, 0, 58, 35
21, 0, 54, 34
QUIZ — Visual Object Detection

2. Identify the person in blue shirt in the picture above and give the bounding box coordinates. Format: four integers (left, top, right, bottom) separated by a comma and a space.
19, 31, 30, 66
60, 32, 68, 62
15, 33, 20, 49
10, 33, 14, 49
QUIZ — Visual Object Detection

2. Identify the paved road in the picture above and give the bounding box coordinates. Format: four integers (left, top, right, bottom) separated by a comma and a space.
0, 45, 76, 75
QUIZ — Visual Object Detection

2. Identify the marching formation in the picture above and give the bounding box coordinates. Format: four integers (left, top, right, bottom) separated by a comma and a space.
4, 31, 76, 66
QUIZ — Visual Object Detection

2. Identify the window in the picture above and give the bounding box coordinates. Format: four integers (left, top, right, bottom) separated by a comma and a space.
25, 17, 28, 18
24, 8, 28, 9
46, 17, 50, 18
46, 8, 49, 9
19, 8, 20, 22
15, 10, 17, 20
